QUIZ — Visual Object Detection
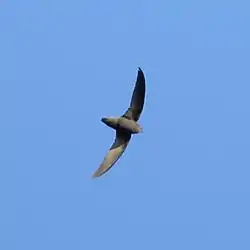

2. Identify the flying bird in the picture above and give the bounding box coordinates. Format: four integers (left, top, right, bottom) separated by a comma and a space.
92, 67, 146, 178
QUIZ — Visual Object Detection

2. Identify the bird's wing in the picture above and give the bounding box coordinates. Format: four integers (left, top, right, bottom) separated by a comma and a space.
92, 131, 131, 178
123, 67, 146, 121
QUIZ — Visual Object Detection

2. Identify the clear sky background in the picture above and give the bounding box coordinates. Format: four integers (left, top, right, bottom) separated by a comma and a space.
1, 0, 250, 249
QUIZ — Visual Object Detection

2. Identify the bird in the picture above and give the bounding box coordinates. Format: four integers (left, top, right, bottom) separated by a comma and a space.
92, 67, 146, 178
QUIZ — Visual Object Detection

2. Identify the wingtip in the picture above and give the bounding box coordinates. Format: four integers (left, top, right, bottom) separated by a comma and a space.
91, 172, 99, 178
138, 67, 145, 76
92, 169, 105, 178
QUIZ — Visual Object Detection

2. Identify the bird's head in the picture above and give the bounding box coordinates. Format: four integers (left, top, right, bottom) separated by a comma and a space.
101, 117, 108, 123
101, 117, 119, 129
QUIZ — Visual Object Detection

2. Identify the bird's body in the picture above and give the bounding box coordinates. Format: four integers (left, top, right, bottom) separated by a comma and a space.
102, 117, 142, 134
92, 67, 146, 178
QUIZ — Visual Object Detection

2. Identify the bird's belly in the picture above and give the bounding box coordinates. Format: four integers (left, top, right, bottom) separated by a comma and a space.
118, 117, 141, 134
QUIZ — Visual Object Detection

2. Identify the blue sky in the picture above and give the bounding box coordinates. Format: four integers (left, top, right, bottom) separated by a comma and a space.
1, 0, 250, 249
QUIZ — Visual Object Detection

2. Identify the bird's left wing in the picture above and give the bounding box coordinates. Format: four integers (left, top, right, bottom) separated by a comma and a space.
92, 131, 131, 178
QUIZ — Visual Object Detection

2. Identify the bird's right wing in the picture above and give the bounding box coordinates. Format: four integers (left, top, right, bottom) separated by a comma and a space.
92, 131, 131, 178
123, 67, 146, 121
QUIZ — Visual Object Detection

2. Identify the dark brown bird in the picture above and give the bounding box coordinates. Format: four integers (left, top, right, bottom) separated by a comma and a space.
92, 67, 146, 178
